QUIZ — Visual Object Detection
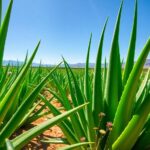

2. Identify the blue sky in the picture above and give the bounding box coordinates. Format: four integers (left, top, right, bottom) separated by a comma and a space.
2, 0, 150, 64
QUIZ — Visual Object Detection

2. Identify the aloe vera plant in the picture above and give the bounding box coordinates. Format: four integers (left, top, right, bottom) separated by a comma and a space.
47, 0, 150, 149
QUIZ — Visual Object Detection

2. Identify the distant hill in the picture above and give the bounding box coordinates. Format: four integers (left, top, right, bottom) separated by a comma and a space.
3, 59, 150, 68
3, 60, 95, 68
3, 60, 22, 66
60, 63, 95, 68
144, 59, 150, 67
3, 60, 46, 67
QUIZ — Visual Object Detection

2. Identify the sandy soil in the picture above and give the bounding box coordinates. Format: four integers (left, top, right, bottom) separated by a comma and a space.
21, 90, 67, 150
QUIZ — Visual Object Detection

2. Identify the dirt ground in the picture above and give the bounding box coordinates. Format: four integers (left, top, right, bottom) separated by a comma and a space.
22, 91, 67, 150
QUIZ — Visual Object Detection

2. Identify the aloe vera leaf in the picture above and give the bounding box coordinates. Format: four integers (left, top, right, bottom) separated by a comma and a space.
0, 0, 13, 70
84, 34, 95, 142
123, 0, 137, 86
104, 1, 123, 121
134, 69, 150, 111
41, 137, 69, 144
102, 57, 107, 97
58, 142, 95, 150
93, 19, 108, 126
84, 33, 92, 103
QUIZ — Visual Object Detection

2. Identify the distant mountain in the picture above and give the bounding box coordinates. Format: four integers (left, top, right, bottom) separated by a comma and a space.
3, 60, 95, 68
144, 59, 150, 67
3, 59, 150, 68
61, 63, 95, 68
3, 60, 23, 66
3, 60, 49, 67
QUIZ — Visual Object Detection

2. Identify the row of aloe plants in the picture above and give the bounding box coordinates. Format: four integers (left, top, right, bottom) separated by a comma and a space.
44, 0, 150, 149
0, 0, 87, 149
